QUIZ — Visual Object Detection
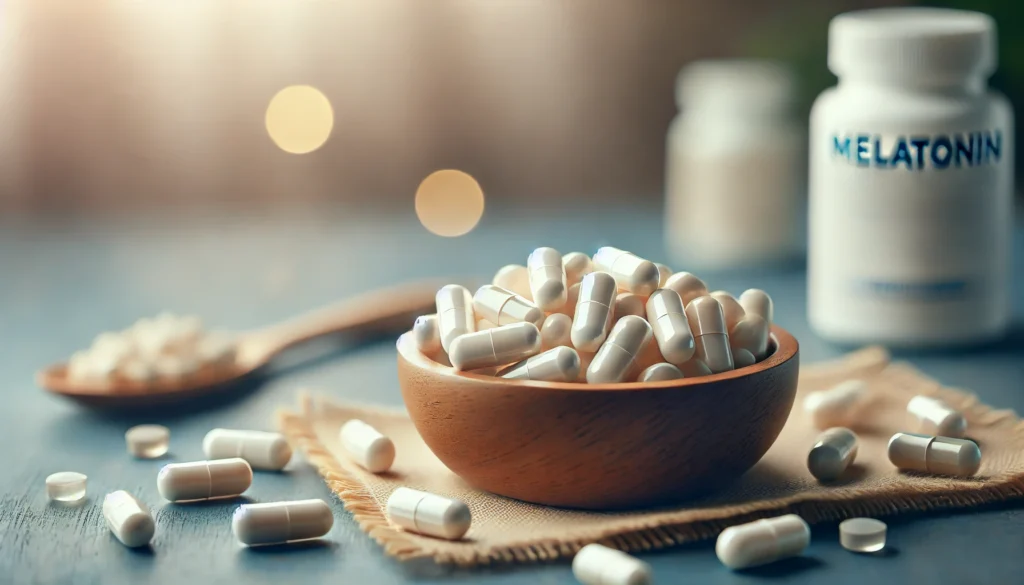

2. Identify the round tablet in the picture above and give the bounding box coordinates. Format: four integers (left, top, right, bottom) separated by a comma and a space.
46, 471, 87, 503
126, 424, 170, 459
839, 517, 887, 553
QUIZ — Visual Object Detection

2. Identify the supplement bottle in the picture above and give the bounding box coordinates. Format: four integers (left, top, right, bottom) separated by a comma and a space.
809, 8, 1014, 347
665, 60, 804, 270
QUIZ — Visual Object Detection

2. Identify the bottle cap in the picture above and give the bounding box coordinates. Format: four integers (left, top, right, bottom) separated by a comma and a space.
675, 59, 795, 111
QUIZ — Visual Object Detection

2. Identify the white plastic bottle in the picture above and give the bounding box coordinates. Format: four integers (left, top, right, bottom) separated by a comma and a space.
665, 60, 804, 269
809, 8, 1014, 347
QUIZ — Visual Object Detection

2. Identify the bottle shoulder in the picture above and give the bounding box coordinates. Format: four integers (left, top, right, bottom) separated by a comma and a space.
811, 85, 1012, 130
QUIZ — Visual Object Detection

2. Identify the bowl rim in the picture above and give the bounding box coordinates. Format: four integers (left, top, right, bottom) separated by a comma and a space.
397, 324, 798, 392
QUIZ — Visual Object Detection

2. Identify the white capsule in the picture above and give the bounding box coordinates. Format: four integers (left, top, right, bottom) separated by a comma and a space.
907, 396, 967, 438
125, 424, 170, 459
638, 362, 683, 382
527, 247, 568, 311
716, 514, 811, 570
680, 359, 713, 378
46, 471, 87, 503
803, 379, 867, 430
613, 292, 647, 322
435, 284, 476, 353
386, 487, 471, 540
473, 284, 544, 327
103, 491, 155, 548
711, 290, 746, 331
664, 272, 709, 306
592, 247, 661, 296
157, 458, 253, 502
685, 296, 734, 374
654, 263, 674, 288
572, 543, 652, 585
807, 427, 858, 482
739, 288, 774, 324
887, 433, 981, 477
412, 314, 443, 357
233, 499, 334, 546
502, 346, 580, 382
645, 288, 695, 366
540, 312, 572, 350
571, 272, 617, 352
562, 252, 593, 287
587, 315, 653, 384
202, 429, 293, 471
732, 348, 757, 369
448, 322, 541, 371
339, 419, 396, 473
492, 264, 532, 299
730, 315, 771, 361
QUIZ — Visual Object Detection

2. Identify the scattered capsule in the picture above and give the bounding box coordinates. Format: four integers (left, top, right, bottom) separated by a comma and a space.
570, 272, 617, 352
202, 429, 293, 471
710, 290, 746, 331
803, 379, 866, 430
887, 433, 981, 477
685, 296, 734, 374
573, 543, 652, 585
125, 424, 170, 459
233, 499, 334, 546
716, 514, 811, 570
412, 314, 442, 356
340, 419, 396, 473
386, 487, 471, 540
46, 471, 87, 503
613, 293, 647, 322
638, 362, 683, 382
103, 491, 155, 548
502, 346, 580, 382
473, 284, 544, 327
449, 322, 541, 371
492, 264, 532, 299
592, 247, 661, 296
587, 315, 653, 384
730, 315, 770, 361
540, 312, 572, 350
435, 284, 476, 353
562, 252, 594, 286
527, 247, 568, 311
664, 272, 708, 306
739, 288, 774, 324
645, 288, 695, 366
157, 458, 252, 502
732, 348, 757, 368
907, 396, 967, 438
654, 263, 674, 287
808, 427, 858, 482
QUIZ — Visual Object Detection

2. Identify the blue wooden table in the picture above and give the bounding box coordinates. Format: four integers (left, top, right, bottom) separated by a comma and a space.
1, 206, 1021, 585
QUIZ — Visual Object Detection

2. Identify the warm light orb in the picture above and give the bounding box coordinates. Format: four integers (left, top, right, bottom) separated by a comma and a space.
414, 170, 486, 237
265, 85, 334, 154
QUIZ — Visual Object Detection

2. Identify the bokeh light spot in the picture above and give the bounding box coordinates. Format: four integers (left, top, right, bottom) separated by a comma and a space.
415, 170, 486, 237
265, 85, 334, 154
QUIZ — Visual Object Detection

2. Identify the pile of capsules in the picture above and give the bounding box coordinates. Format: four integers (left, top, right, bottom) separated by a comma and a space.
412, 246, 775, 383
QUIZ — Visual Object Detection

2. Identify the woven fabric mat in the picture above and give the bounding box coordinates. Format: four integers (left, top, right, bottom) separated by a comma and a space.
277, 347, 1024, 566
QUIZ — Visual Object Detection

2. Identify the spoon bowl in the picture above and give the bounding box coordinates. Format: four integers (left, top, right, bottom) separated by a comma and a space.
397, 326, 799, 510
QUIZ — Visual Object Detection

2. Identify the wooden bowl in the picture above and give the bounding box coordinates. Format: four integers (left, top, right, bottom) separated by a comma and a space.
396, 326, 800, 510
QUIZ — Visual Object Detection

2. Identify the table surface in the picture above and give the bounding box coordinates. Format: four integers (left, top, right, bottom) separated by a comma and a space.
1, 206, 1022, 585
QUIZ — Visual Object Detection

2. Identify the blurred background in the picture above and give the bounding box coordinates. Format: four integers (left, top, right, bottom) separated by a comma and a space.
0, 0, 1020, 218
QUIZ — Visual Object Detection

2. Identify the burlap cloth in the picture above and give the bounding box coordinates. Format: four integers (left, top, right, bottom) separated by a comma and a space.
277, 347, 1024, 566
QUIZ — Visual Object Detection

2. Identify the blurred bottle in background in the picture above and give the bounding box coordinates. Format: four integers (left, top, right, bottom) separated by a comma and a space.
664, 60, 805, 271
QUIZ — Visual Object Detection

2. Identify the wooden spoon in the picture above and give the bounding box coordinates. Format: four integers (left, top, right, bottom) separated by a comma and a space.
38, 279, 448, 409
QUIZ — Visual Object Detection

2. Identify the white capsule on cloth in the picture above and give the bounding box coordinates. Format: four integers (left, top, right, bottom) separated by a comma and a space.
492, 264, 532, 299
386, 487, 471, 540
711, 290, 746, 331
572, 543, 653, 585
592, 247, 661, 296
232, 499, 334, 546
733, 348, 757, 369
502, 346, 580, 382
339, 419, 396, 473
46, 471, 87, 503
739, 288, 774, 323
887, 433, 981, 477
646, 288, 695, 365
839, 518, 887, 553
655, 263, 674, 287
203, 429, 293, 471
638, 362, 683, 382
412, 314, 443, 357
449, 322, 541, 371
730, 315, 771, 361
613, 293, 647, 322
808, 427, 858, 482
571, 272, 617, 352
685, 296, 734, 374
716, 514, 811, 570
527, 247, 568, 311
664, 272, 709, 306
540, 312, 572, 350
103, 490, 155, 548
473, 285, 544, 327
907, 396, 967, 438
803, 379, 867, 430
435, 284, 476, 353
157, 458, 252, 502
562, 252, 593, 287
587, 316, 653, 384
125, 424, 170, 459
